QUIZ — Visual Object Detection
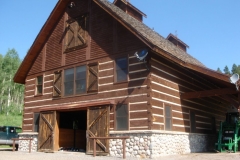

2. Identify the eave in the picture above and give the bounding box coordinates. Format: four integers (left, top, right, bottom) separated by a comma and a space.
14, 0, 71, 84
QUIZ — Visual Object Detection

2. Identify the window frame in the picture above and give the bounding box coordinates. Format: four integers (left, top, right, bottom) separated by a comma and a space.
33, 113, 40, 132
63, 68, 75, 96
164, 105, 172, 131
35, 75, 43, 96
115, 104, 129, 131
62, 63, 98, 97
75, 65, 87, 95
63, 66, 87, 96
114, 56, 129, 83
190, 111, 196, 133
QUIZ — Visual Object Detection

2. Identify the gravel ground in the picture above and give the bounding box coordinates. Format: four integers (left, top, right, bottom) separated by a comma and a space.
0, 149, 240, 160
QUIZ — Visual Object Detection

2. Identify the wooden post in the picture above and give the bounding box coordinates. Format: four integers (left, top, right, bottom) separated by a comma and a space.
29, 139, 32, 153
122, 139, 126, 159
12, 139, 15, 152
93, 138, 96, 157
90, 136, 129, 159
12, 138, 33, 153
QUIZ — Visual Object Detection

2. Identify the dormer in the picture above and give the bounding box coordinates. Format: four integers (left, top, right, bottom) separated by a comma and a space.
166, 33, 189, 52
113, 0, 147, 22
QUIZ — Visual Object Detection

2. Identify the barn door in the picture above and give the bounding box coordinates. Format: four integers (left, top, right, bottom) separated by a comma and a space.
38, 111, 56, 152
86, 106, 109, 154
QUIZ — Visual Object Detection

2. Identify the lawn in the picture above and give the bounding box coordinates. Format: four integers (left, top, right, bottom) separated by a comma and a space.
0, 145, 11, 148
0, 114, 22, 127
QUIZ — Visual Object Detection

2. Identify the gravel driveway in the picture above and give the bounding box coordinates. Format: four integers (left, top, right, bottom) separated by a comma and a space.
0, 149, 240, 160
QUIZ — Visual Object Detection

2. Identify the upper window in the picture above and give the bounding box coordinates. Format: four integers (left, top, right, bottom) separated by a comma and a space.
35, 75, 43, 95
115, 57, 128, 82
64, 66, 86, 96
56, 63, 98, 97
76, 66, 86, 94
116, 104, 128, 130
65, 14, 88, 52
164, 106, 172, 131
64, 68, 75, 96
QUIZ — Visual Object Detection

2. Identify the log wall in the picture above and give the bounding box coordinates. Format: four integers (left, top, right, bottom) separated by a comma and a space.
149, 55, 230, 133
23, 0, 149, 132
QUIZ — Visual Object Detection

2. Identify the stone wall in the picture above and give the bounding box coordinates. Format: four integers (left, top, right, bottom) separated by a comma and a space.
109, 131, 216, 158
18, 132, 38, 152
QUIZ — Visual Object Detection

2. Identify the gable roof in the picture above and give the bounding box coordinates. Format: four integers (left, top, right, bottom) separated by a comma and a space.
14, 0, 230, 84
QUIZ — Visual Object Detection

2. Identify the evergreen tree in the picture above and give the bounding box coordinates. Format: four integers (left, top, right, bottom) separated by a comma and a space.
217, 67, 222, 73
223, 66, 231, 75
231, 64, 238, 74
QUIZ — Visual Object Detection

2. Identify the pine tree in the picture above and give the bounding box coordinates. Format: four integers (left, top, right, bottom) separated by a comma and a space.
231, 64, 238, 74
217, 67, 222, 73
223, 66, 231, 75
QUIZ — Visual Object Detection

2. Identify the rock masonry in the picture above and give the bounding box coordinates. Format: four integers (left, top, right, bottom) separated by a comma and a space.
109, 131, 216, 158
18, 132, 38, 152
17, 131, 216, 158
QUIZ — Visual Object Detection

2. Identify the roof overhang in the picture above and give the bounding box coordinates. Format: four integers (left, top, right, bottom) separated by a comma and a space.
14, 0, 71, 84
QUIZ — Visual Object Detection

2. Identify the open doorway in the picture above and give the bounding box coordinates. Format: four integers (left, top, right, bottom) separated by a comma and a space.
58, 110, 87, 152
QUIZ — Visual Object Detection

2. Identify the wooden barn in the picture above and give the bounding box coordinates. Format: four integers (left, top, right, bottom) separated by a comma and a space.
14, 0, 240, 157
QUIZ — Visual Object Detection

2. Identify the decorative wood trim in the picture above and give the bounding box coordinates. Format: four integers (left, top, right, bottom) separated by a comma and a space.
86, 0, 91, 60
181, 88, 238, 99
61, 13, 67, 66
42, 44, 46, 71
113, 20, 118, 54
39, 100, 115, 112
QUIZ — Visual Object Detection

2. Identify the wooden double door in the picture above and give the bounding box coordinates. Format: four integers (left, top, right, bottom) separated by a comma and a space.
37, 106, 109, 154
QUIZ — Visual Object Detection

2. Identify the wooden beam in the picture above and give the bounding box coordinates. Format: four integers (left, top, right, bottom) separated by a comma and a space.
181, 88, 238, 99
220, 95, 239, 109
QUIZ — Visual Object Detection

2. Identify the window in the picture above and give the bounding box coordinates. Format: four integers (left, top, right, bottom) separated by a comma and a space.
76, 66, 86, 94
65, 14, 88, 52
190, 111, 196, 133
115, 57, 128, 82
61, 63, 98, 97
164, 106, 172, 130
116, 104, 128, 130
33, 113, 40, 132
64, 68, 74, 96
35, 75, 43, 95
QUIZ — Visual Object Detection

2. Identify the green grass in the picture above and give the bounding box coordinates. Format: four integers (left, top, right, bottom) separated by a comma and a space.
0, 114, 22, 127
0, 145, 11, 148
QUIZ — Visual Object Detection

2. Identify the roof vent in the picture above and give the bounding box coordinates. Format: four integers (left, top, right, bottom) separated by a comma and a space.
113, 0, 146, 22
166, 33, 189, 52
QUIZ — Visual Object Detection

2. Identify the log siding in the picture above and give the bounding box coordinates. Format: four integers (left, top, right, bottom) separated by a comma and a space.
20, 0, 232, 137
150, 56, 229, 133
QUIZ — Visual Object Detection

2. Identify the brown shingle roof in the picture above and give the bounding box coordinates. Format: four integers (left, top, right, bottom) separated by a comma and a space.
97, 0, 205, 67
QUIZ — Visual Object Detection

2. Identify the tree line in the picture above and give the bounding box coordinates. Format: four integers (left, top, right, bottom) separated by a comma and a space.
217, 64, 240, 75
0, 49, 24, 116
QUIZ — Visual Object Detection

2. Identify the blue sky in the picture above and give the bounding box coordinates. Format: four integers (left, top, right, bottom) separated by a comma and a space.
0, 0, 239, 72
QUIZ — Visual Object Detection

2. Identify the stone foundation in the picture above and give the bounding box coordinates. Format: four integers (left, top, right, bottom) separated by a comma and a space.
109, 130, 216, 158
18, 132, 38, 152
